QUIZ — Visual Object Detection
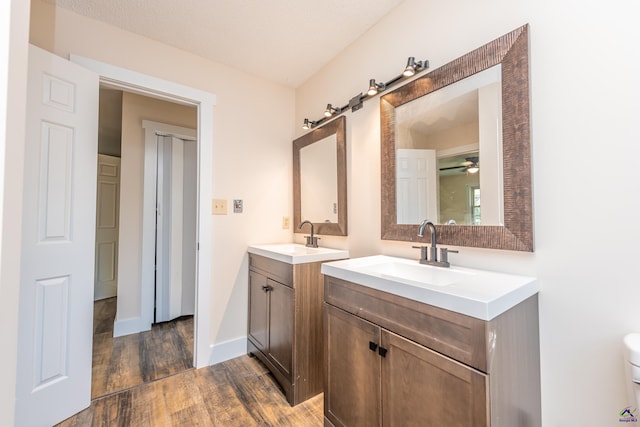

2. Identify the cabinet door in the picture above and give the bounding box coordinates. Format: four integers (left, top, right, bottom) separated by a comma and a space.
248, 270, 269, 353
381, 330, 489, 427
268, 279, 293, 379
324, 304, 381, 427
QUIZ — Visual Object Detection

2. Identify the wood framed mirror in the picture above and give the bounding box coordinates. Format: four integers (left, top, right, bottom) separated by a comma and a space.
294, 115, 347, 236
381, 25, 532, 251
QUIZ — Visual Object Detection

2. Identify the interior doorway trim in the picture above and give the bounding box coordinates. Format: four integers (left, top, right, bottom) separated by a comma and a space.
70, 54, 215, 369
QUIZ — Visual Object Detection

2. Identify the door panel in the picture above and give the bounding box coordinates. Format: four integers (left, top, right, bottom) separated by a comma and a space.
381, 330, 489, 427
248, 270, 269, 352
268, 279, 293, 378
34, 276, 69, 388
324, 304, 381, 427
94, 154, 120, 300
16, 44, 98, 426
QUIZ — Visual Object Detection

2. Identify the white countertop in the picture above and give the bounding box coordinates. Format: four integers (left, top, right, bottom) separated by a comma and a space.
321, 255, 538, 320
248, 243, 349, 265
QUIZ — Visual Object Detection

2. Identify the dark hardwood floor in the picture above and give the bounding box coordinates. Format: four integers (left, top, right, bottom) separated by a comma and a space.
91, 297, 195, 399
55, 298, 323, 426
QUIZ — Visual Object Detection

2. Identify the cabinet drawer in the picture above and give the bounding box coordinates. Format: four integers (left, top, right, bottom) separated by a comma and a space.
249, 254, 293, 287
324, 275, 488, 372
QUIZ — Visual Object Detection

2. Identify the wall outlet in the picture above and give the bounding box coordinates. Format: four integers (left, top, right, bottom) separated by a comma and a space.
282, 216, 290, 229
212, 198, 227, 215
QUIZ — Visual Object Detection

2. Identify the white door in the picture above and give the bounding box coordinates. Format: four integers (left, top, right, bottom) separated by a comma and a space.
15, 45, 98, 426
155, 135, 197, 323
396, 148, 438, 224
94, 154, 120, 300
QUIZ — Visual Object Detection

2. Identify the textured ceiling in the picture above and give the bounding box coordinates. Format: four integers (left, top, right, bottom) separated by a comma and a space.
51, 0, 405, 87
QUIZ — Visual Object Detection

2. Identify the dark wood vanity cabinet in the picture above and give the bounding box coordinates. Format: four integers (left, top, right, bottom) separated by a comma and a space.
323, 275, 540, 427
248, 270, 293, 378
247, 253, 326, 406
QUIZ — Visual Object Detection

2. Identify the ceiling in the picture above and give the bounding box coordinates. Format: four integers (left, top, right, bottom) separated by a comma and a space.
51, 0, 405, 88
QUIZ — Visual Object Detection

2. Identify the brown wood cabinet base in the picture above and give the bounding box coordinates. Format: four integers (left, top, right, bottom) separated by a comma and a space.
323, 275, 541, 427
248, 254, 334, 407
247, 339, 293, 403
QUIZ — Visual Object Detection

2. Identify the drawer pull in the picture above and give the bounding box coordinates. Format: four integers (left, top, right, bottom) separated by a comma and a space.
378, 347, 388, 358
369, 341, 378, 352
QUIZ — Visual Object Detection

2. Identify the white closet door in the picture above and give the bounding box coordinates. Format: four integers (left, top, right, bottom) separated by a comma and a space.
155, 135, 196, 322
16, 44, 98, 427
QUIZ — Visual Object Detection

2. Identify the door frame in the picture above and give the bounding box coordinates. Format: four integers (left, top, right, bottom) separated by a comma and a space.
70, 54, 215, 369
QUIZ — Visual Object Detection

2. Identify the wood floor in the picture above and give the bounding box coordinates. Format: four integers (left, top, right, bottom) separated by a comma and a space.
56, 298, 324, 426
91, 298, 195, 399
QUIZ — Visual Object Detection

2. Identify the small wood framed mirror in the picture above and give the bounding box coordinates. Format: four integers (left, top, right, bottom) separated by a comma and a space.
293, 116, 347, 236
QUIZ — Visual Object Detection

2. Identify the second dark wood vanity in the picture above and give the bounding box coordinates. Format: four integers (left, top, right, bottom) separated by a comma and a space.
323, 273, 541, 427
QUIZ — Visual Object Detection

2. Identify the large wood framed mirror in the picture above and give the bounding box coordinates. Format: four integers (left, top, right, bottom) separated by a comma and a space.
294, 116, 347, 236
381, 25, 532, 251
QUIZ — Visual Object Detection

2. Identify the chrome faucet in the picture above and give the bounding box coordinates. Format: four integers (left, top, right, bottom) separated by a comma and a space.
413, 219, 458, 267
418, 219, 438, 264
298, 220, 319, 248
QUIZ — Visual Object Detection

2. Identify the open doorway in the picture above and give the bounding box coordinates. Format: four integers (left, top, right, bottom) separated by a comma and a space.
91, 87, 198, 399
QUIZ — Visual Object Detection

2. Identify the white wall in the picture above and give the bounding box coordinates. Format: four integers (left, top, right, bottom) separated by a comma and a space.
30, 1, 296, 354
296, 0, 640, 425
0, 0, 30, 423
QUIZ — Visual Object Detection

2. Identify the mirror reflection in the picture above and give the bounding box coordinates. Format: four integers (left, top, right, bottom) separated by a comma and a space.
380, 24, 532, 251
300, 134, 338, 223
395, 65, 503, 226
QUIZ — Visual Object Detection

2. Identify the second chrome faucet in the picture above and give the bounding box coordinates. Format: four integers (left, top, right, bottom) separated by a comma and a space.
414, 219, 458, 267
298, 220, 319, 248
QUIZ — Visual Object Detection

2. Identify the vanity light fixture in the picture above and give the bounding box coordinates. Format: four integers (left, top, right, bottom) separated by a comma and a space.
301, 56, 429, 130
302, 118, 317, 130
367, 79, 386, 96
403, 57, 428, 77
324, 104, 340, 117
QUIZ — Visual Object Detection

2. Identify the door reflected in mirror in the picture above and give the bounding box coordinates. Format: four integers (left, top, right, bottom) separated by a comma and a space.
394, 64, 503, 226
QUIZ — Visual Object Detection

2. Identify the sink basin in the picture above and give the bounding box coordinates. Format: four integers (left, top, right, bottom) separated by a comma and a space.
321, 255, 538, 320
365, 261, 475, 287
248, 243, 349, 264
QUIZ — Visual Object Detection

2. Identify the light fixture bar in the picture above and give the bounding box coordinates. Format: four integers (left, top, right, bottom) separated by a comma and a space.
302, 56, 429, 130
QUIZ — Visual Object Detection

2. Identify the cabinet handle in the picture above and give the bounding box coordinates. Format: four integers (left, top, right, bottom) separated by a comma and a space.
378, 347, 388, 358
262, 285, 272, 292
369, 341, 378, 352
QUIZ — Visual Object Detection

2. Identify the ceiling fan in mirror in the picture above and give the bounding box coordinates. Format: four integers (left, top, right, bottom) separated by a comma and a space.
439, 156, 479, 174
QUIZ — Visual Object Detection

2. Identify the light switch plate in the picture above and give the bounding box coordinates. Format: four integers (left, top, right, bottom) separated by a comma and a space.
282, 216, 290, 229
212, 198, 227, 215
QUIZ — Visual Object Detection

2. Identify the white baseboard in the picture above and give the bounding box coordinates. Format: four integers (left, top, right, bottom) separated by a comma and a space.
113, 316, 151, 337
206, 336, 247, 366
